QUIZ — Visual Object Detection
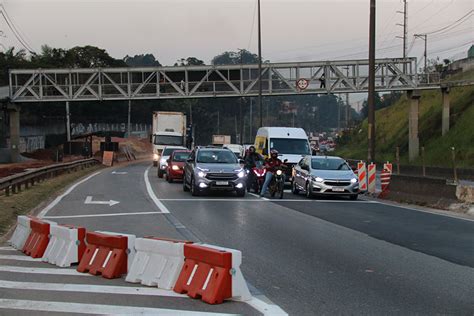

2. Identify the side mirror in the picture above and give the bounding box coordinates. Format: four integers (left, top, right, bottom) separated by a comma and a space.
186, 158, 193, 163
239, 159, 245, 164
166, 159, 170, 163
283, 159, 288, 163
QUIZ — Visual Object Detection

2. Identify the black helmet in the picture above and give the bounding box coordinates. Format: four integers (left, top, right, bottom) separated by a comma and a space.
249, 146, 256, 153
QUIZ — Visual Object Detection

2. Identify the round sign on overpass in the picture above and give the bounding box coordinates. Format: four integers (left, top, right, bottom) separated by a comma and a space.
296, 78, 309, 90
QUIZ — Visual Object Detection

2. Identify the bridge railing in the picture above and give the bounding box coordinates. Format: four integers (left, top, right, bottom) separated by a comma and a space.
9, 57, 440, 102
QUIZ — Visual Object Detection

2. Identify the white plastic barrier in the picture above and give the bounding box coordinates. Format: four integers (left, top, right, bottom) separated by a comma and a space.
42, 225, 86, 267
202, 243, 252, 302
9, 216, 32, 250
125, 238, 186, 290
96, 231, 136, 271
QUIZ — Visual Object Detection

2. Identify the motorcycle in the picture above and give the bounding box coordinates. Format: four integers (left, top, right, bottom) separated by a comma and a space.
248, 160, 266, 193
268, 166, 286, 199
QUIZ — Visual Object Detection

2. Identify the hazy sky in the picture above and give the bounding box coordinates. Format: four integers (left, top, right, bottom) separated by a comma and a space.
2, 0, 473, 67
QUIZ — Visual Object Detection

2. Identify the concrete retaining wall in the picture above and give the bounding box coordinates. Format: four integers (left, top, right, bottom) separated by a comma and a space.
388, 174, 459, 206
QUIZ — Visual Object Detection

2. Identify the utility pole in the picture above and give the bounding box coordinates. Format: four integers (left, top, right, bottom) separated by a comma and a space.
217, 111, 220, 134
257, 0, 263, 128
396, 0, 408, 60
249, 98, 253, 143
368, 0, 376, 162
127, 100, 131, 137
239, 49, 244, 145
343, 66, 350, 128
414, 34, 428, 73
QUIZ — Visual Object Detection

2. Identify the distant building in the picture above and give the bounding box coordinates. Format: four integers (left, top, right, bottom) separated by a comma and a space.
469, 45, 474, 58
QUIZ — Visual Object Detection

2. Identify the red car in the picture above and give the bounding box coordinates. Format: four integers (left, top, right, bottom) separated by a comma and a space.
166, 150, 191, 183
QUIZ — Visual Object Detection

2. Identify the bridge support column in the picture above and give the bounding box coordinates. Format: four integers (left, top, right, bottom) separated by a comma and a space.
7, 103, 21, 163
441, 87, 450, 136
407, 91, 420, 162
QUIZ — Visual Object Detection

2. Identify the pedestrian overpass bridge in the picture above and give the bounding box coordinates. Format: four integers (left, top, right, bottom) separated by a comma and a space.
8, 57, 471, 103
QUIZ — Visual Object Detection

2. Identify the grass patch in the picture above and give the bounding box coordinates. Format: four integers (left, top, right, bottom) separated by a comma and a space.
0, 164, 103, 237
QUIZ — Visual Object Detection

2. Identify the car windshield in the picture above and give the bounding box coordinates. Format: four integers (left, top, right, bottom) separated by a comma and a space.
311, 158, 351, 170
197, 150, 238, 164
163, 148, 181, 156
154, 135, 183, 146
172, 152, 190, 162
270, 138, 310, 155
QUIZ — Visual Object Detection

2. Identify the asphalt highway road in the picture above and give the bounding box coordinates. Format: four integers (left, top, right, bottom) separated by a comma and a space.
2, 161, 473, 315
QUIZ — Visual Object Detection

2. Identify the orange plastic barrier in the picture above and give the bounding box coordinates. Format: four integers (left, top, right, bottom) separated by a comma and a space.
23, 219, 53, 258
77, 231, 128, 279
357, 161, 367, 191
174, 244, 232, 304
367, 162, 376, 193
379, 168, 392, 198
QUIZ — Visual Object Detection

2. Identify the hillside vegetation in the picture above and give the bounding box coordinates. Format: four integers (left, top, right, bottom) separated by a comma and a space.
337, 70, 474, 168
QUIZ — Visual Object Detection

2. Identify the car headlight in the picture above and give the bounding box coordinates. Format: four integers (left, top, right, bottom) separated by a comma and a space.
172, 165, 180, 171
314, 176, 324, 183
197, 171, 206, 178
153, 154, 159, 160
237, 170, 246, 178
276, 170, 283, 176
351, 178, 358, 183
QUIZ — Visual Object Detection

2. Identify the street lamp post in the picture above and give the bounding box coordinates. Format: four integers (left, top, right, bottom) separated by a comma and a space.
257, 0, 263, 128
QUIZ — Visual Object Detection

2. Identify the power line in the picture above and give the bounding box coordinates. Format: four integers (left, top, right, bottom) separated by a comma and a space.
0, 5, 35, 53
411, 0, 455, 31
425, 10, 473, 35
247, 0, 257, 51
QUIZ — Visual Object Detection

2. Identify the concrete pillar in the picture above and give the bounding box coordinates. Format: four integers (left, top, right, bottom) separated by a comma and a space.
441, 87, 450, 136
7, 104, 21, 163
407, 91, 421, 162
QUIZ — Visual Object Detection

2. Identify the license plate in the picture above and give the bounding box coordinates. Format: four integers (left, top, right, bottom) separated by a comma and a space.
215, 181, 228, 186
332, 187, 345, 192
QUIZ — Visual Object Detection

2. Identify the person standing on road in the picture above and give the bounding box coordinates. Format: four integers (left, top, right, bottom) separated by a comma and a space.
260, 149, 285, 197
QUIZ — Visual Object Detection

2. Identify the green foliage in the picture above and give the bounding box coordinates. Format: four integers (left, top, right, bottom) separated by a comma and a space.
212, 49, 260, 65
124, 54, 161, 67
174, 57, 205, 66
336, 80, 474, 167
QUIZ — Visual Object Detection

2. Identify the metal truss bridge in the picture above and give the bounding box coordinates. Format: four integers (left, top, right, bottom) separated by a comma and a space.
8, 57, 471, 103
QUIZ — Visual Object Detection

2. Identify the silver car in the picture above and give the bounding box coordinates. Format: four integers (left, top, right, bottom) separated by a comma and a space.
183, 147, 247, 196
292, 155, 359, 200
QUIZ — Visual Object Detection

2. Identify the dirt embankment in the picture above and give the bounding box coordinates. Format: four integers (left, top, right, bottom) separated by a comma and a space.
0, 136, 152, 178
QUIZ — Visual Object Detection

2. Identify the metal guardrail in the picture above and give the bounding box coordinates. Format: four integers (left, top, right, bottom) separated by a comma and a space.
0, 158, 99, 196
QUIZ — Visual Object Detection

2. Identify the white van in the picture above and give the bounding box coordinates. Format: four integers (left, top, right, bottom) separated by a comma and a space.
254, 127, 311, 179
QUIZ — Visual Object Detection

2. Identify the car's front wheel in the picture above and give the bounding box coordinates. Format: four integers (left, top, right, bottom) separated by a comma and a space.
292, 181, 300, 195
306, 182, 314, 198
158, 169, 164, 178
191, 177, 200, 196
349, 194, 358, 200
236, 189, 246, 197
182, 175, 190, 192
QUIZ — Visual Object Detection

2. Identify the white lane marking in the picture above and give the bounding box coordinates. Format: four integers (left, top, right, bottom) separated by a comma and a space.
371, 200, 474, 223
0, 299, 233, 315
144, 167, 170, 214
0, 247, 14, 251
38, 171, 102, 218
43, 211, 163, 219
245, 297, 288, 316
159, 198, 375, 203
84, 196, 120, 206
0, 280, 187, 298
0, 266, 91, 276
0, 255, 42, 262
111, 171, 128, 175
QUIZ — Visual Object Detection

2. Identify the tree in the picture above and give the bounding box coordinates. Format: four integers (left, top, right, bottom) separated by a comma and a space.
124, 54, 161, 67
211, 49, 260, 65
174, 57, 205, 66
